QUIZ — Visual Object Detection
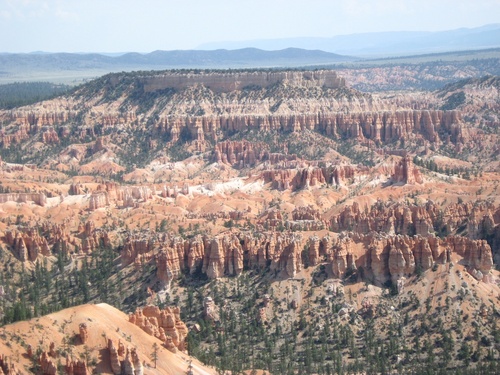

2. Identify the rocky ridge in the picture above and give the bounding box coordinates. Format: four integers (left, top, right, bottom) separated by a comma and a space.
141, 69, 346, 93
121, 224, 495, 287
3, 220, 110, 261
0, 192, 47, 206
0, 304, 214, 374
128, 305, 188, 353
0, 69, 474, 166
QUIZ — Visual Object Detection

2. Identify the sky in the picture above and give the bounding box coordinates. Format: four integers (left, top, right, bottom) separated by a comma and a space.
1, 0, 499, 53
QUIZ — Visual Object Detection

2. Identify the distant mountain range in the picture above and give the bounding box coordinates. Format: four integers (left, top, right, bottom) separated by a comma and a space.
198, 24, 500, 57
0, 48, 354, 84
1, 24, 500, 84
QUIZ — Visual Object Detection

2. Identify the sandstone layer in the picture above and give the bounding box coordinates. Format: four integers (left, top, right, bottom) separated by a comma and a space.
129, 305, 189, 353
119, 228, 495, 286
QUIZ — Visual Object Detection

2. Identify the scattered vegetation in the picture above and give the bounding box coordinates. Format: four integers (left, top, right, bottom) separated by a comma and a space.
440, 91, 466, 110
0, 82, 70, 109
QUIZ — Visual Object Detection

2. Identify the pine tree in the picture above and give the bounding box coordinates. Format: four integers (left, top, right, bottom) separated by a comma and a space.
151, 342, 159, 368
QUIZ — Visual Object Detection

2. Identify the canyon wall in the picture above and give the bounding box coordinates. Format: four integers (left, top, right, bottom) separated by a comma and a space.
129, 305, 188, 353
262, 164, 358, 189
115, 200, 499, 287
329, 201, 497, 238
212, 140, 270, 168
0, 193, 47, 206
155, 110, 464, 147
0, 72, 465, 152
120, 229, 494, 288
3, 220, 109, 261
140, 70, 346, 93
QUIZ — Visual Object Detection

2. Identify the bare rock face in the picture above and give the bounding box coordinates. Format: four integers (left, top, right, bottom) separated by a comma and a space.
152, 231, 305, 281
107, 339, 122, 375
164, 335, 177, 353
65, 357, 89, 375
203, 296, 219, 323
154, 233, 246, 283
83, 221, 95, 237
0, 192, 47, 206
48, 342, 56, 357
142, 70, 346, 93
41, 126, 60, 144
122, 221, 495, 288
88, 191, 109, 210
293, 206, 322, 221
328, 232, 493, 285
121, 234, 156, 266
123, 349, 135, 375
93, 136, 107, 153
130, 347, 143, 375
80, 220, 110, 254
308, 236, 321, 267
258, 208, 283, 229
0, 354, 22, 375
152, 109, 464, 148
4, 223, 74, 261
69, 183, 84, 195
262, 164, 358, 190
117, 186, 153, 208
79, 323, 88, 344
205, 238, 226, 279
448, 237, 493, 273
39, 351, 57, 375
213, 140, 270, 168
155, 244, 183, 290
161, 184, 190, 198
388, 239, 416, 284
6, 109, 74, 128
392, 154, 423, 184
329, 200, 497, 238
129, 305, 188, 353
288, 207, 326, 231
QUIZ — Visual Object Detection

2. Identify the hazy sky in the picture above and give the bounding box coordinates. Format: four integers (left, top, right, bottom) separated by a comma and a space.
1, 0, 499, 53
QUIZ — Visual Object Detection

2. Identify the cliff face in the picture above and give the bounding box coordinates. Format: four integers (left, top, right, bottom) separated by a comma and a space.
4, 221, 78, 261
140, 70, 346, 93
88, 185, 154, 210
154, 110, 463, 147
329, 233, 493, 285
129, 305, 188, 353
89, 191, 109, 210
3, 220, 109, 261
114, 197, 500, 287
0, 193, 47, 206
0, 68, 468, 160
212, 140, 270, 168
329, 201, 497, 238
392, 154, 423, 184
0, 110, 73, 147
121, 228, 494, 287
262, 164, 358, 190
8, 110, 75, 127
0, 355, 22, 375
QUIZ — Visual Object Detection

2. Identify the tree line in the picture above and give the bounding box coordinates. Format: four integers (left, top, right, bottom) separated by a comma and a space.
0, 81, 70, 109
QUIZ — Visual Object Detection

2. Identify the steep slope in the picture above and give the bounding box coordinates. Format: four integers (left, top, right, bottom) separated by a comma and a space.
0, 303, 215, 374
0, 68, 499, 374
1, 68, 493, 172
